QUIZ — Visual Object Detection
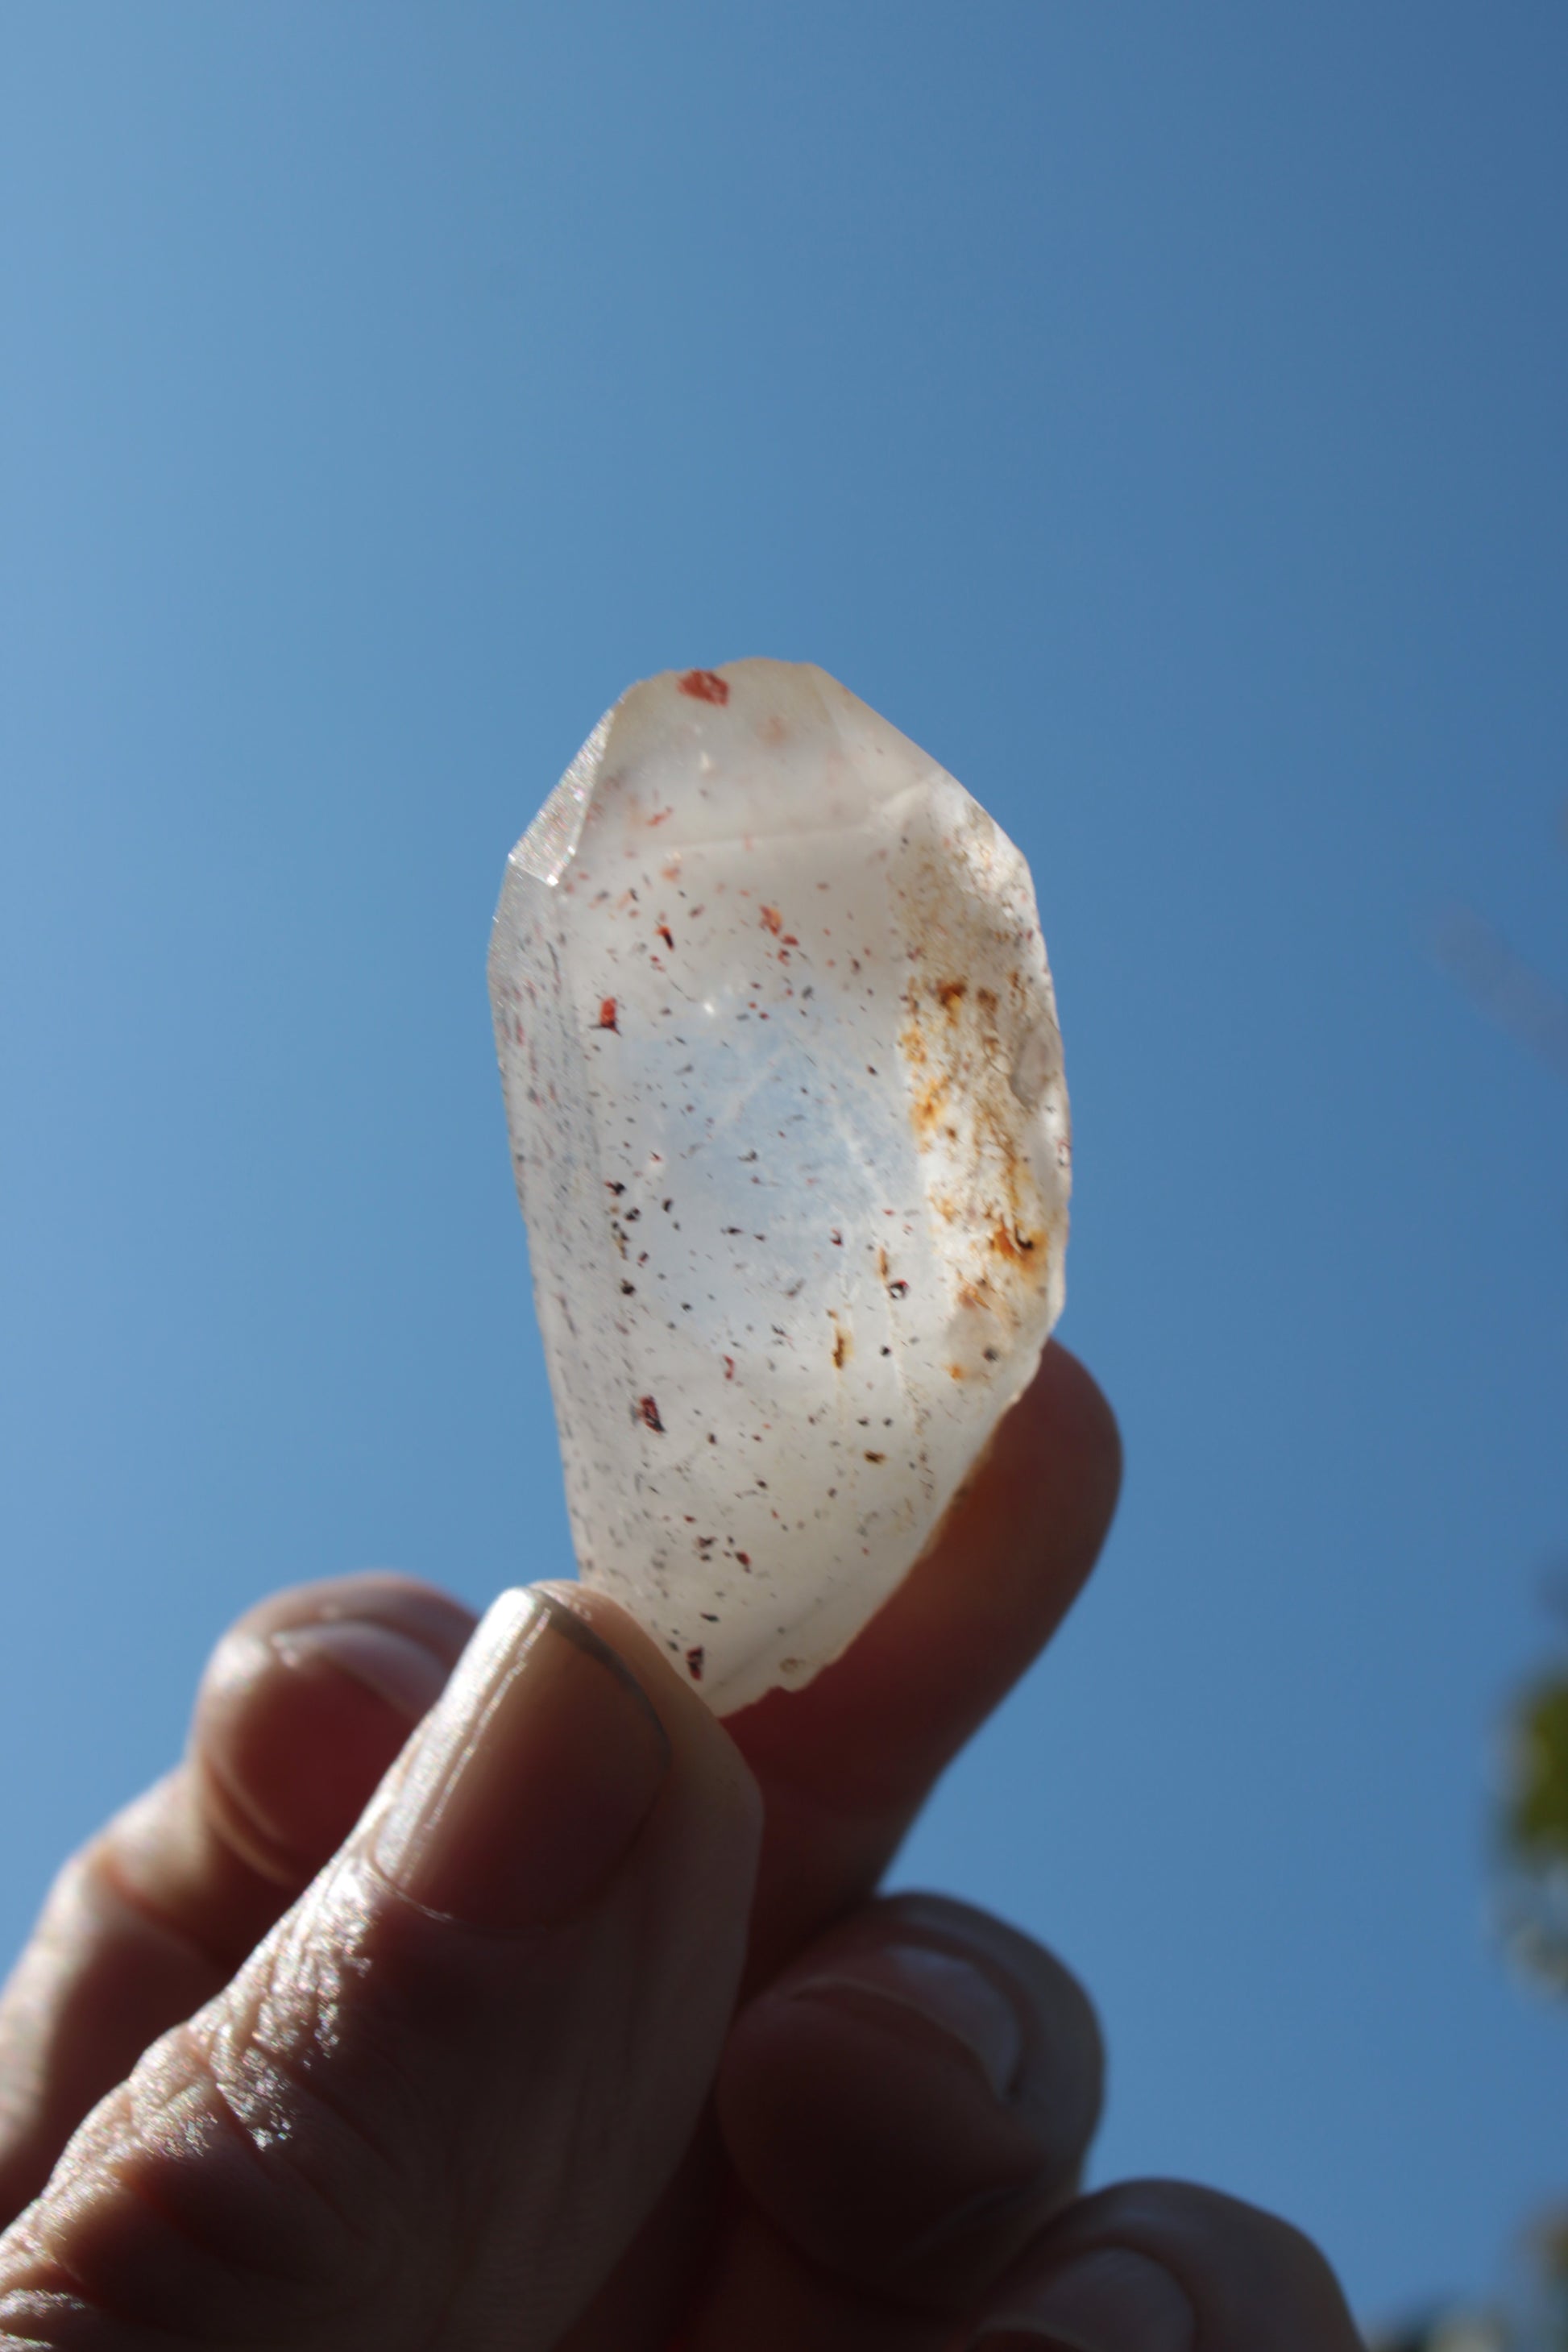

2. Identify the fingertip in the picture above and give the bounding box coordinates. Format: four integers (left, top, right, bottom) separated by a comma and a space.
530, 1581, 764, 1836
1006, 2180, 1362, 2349
1031, 1339, 1123, 1534
192, 1573, 476, 1887
718, 1895, 1104, 2311
731, 1342, 1122, 1824
947, 1339, 1122, 1620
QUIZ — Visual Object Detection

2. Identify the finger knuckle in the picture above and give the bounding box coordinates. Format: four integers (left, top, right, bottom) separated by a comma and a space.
0, 1929, 433, 2350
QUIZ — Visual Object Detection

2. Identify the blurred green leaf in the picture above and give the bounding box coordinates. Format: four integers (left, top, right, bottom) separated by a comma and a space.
1495, 1597, 1568, 1998
1506, 1681, 1568, 1865
1369, 2313, 1509, 2352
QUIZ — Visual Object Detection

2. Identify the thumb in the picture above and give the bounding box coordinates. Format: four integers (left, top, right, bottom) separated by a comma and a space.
0, 1587, 761, 2352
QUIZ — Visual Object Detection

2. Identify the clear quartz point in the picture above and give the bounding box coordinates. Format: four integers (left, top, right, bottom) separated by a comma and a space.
488, 660, 1070, 1714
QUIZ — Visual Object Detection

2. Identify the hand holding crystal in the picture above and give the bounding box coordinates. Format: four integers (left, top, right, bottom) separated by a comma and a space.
0, 1348, 1359, 2349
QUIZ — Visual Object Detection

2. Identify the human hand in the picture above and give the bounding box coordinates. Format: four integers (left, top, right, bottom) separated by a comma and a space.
0, 1344, 1359, 2348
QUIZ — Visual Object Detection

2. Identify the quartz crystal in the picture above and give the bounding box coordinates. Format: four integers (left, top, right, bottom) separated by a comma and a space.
489, 660, 1070, 1715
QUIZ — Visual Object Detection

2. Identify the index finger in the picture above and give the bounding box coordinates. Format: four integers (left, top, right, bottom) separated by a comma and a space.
727, 1339, 1120, 1979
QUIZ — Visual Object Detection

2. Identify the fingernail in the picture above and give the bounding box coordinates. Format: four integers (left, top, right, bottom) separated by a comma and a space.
372, 1589, 671, 1929
969, 2247, 1196, 2350
786, 1939, 1025, 2098
271, 1619, 453, 1723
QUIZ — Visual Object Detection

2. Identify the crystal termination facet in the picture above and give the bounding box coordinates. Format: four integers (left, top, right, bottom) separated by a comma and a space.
488, 660, 1070, 1715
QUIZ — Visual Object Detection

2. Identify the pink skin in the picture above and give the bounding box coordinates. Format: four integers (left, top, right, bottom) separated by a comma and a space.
0, 1346, 1358, 2350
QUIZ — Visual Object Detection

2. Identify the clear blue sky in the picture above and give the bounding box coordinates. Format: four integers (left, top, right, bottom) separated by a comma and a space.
3, 4, 1566, 2325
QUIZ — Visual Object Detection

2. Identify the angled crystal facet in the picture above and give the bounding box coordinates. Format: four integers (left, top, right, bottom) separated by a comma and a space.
488, 660, 1070, 1714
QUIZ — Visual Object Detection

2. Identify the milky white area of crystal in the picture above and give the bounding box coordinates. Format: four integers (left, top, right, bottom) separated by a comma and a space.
487, 660, 1070, 1715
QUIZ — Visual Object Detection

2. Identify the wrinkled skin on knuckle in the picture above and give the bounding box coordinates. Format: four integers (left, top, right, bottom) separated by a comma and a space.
0, 1843, 212, 2160
0, 1865, 453, 2350
0, 2049, 385, 2347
